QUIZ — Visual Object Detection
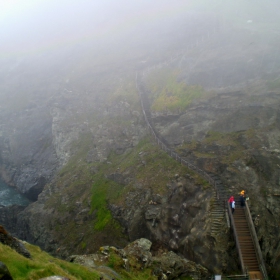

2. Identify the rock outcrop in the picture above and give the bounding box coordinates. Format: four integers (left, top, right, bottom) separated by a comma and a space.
0, 261, 13, 280
0, 225, 31, 259
69, 238, 209, 280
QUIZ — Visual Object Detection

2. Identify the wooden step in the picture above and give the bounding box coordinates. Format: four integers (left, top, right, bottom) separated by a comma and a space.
249, 271, 263, 280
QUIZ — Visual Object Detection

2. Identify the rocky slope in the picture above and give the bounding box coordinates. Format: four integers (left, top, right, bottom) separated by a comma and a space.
0, 224, 210, 279
69, 238, 209, 279
149, 89, 280, 275
0, 3, 280, 278
140, 59, 280, 276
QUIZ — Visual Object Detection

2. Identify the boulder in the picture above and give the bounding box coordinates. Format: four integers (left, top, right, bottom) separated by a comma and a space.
67, 254, 97, 268
123, 238, 152, 269
0, 225, 31, 258
0, 261, 13, 280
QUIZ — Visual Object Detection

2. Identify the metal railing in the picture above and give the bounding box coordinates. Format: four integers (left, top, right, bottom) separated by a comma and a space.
227, 200, 268, 279
227, 202, 246, 274
135, 72, 217, 189
244, 201, 269, 279
136, 72, 268, 279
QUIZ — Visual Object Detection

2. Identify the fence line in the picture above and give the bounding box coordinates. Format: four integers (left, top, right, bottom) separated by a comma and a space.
135, 72, 217, 190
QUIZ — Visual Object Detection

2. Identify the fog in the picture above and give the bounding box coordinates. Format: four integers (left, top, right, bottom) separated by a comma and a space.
1, 0, 192, 57
2, 0, 280, 59
1, 0, 280, 104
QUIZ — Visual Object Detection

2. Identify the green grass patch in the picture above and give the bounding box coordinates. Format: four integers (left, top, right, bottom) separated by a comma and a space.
0, 242, 100, 280
145, 68, 205, 113
90, 176, 124, 230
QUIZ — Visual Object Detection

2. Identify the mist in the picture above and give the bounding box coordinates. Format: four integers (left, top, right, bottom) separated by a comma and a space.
1, 0, 280, 104
1, 1, 190, 57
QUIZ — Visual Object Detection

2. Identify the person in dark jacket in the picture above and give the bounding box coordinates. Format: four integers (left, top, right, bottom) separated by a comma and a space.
240, 193, 245, 207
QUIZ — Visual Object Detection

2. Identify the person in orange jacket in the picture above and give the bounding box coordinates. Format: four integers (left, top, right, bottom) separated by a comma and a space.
240, 190, 246, 207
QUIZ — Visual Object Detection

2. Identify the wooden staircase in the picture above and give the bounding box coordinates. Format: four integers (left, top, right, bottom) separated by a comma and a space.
233, 208, 263, 279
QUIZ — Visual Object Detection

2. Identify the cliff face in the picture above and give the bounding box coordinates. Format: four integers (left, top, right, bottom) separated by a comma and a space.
145, 88, 280, 273
0, 105, 58, 201
1, 6, 280, 278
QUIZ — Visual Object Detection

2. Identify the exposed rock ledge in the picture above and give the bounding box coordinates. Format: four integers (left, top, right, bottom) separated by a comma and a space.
68, 238, 209, 280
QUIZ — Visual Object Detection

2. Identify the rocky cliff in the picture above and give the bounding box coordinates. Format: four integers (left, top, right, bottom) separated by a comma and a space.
0, 4, 280, 278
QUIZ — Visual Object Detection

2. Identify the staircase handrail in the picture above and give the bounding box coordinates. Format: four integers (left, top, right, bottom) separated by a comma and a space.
136, 72, 220, 195
227, 201, 246, 274
136, 71, 268, 278
244, 201, 268, 279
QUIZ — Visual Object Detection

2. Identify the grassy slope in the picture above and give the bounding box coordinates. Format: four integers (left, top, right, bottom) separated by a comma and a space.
0, 242, 101, 280
146, 68, 205, 113
0, 240, 196, 280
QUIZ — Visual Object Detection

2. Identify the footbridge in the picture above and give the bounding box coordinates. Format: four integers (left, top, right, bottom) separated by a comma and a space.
136, 73, 268, 279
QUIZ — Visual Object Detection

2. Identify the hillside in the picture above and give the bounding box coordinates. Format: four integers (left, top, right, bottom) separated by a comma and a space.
0, 225, 208, 279
1, 1, 280, 278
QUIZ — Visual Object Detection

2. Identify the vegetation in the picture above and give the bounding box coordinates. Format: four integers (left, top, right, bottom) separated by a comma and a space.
145, 68, 205, 113
177, 130, 248, 166
0, 241, 166, 280
0, 242, 100, 280
42, 125, 206, 255
90, 176, 123, 230
103, 137, 206, 196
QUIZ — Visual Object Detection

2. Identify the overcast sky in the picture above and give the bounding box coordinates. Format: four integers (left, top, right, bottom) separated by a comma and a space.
1, 0, 195, 58
1, 0, 279, 60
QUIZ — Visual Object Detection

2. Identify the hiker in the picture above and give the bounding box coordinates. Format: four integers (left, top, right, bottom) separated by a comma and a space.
240, 190, 246, 207
228, 195, 234, 209
231, 200, 235, 214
